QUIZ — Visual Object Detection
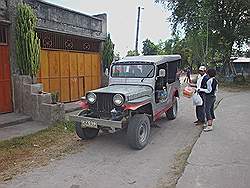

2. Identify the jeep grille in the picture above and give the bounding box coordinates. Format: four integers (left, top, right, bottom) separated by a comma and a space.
89, 93, 115, 118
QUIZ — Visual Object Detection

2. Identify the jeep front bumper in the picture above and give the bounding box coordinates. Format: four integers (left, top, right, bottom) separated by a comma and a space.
69, 115, 123, 129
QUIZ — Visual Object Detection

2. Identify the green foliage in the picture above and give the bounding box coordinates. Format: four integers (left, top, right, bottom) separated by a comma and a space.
156, 0, 249, 63
51, 91, 59, 104
63, 120, 75, 133
142, 39, 158, 55
16, 3, 40, 81
102, 33, 114, 70
126, 50, 138, 56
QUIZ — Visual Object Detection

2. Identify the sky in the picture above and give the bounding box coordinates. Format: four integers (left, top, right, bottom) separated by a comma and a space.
44, 0, 172, 57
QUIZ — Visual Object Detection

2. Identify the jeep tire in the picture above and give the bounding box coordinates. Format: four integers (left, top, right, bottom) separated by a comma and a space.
75, 111, 99, 139
166, 98, 178, 120
127, 114, 150, 150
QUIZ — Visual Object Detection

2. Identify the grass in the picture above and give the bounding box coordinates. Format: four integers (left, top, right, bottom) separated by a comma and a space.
0, 121, 86, 182
157, 128, 202, 188
220, 81, 250, 92
161, 145, 193, 188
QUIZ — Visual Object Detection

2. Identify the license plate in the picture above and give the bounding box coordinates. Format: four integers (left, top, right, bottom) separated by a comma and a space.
81, 120, 98, 129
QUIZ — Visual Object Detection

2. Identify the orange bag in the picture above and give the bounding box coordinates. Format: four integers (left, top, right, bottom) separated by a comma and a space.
183, 86, 194, 98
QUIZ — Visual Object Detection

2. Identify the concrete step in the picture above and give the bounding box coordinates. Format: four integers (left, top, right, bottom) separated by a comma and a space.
0, 113, 32, 128
64, 101, 81, 113
0, 121, 48, 141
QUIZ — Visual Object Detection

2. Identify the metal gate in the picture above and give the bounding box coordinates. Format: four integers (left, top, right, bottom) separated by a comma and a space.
38, 50, 101, 102
37, 30, 101, 102
0, 25, 12, 113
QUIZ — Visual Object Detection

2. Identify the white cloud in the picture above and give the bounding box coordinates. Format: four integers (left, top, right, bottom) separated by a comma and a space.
44, 0, 172, 57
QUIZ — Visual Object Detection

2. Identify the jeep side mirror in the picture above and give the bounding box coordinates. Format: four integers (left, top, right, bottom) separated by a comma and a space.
159, 69, 166, 77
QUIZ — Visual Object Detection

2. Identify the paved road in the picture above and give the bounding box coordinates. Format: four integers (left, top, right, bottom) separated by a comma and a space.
177, 90, 250, 188
0, 94, 201, 188
1, 89, 249, 188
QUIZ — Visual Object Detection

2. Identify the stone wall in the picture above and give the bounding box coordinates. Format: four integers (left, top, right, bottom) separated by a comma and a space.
13, 75, 65, 125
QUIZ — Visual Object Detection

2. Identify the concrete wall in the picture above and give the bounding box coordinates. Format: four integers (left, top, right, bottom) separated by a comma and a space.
25, 0, 107, 41
0, 0, 8, 20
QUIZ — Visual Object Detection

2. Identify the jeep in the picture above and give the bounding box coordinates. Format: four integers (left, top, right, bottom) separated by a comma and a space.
70, 55, 181, 150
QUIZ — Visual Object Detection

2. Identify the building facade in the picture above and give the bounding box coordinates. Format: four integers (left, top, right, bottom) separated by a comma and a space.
0, 0, 107, 113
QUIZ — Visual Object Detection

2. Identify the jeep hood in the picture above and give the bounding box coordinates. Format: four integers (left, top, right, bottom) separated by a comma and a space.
91, 85, 153, 101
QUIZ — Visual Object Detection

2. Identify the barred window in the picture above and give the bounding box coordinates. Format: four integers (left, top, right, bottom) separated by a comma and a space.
37, 30, 100, 52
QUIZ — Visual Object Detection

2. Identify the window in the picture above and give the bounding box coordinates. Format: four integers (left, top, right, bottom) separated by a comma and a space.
111, 63, 155, 78
168, 61, 178, 83
0, 26, 7, 44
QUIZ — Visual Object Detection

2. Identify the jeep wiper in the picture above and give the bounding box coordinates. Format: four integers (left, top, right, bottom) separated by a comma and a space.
141, 68, 154, 82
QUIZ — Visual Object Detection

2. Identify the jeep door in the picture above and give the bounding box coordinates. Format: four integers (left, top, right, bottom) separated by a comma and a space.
153, 62, 172, 119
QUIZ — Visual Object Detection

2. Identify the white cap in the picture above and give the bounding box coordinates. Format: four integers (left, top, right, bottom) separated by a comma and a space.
199, 66, 206, 71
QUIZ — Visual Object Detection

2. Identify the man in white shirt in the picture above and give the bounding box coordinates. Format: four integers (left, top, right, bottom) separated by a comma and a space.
198, 68, 218, 131
191, 66, 209, 125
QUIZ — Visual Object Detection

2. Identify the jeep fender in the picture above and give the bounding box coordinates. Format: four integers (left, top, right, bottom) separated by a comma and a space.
123, 96, 151, 111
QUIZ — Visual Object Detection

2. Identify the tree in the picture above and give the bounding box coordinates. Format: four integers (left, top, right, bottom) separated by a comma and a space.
102, 33, 114, 70
16, 3, 40, 82
245, 49, 250, 58
126, 50, 138, 56
156, 0, 249, 64
142, 39, 158, 55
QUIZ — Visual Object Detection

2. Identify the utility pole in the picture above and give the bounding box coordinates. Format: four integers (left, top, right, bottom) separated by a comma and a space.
135, 6, 143, 55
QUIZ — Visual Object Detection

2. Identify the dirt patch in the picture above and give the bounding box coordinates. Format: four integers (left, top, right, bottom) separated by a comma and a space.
157, 126, 202, 188
0, 121, 86, 182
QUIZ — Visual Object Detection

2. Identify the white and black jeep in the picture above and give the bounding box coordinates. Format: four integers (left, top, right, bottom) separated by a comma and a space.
70, 55, 181, 150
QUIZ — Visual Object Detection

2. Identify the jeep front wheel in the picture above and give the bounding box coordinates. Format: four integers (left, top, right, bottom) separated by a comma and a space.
75, 111, 99, 139
127, 114, 150, 150
166, 98, 178, 120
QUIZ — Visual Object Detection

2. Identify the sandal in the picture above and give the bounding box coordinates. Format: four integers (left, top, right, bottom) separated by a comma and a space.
203, 125, 213, 132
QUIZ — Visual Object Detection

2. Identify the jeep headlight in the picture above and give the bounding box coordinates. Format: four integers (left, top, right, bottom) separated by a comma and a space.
87, 92, 96, 104
113, 94, 124, 106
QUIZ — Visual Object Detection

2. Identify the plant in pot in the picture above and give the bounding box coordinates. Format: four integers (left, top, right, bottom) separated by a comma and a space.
51, 92, 59, 104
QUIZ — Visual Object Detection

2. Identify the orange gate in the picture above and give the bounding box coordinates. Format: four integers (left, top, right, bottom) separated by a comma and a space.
0, 25, 12, 113
38, 50, 101, 102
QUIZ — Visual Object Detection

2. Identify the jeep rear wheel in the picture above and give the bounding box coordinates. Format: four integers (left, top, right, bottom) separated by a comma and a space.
127, 114, 150, 150
75, 111, 99, 140
166, 98, 178, 120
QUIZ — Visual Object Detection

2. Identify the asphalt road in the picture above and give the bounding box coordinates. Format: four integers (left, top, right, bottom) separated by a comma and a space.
0, 93, 201, 188
2, 88, 249, 188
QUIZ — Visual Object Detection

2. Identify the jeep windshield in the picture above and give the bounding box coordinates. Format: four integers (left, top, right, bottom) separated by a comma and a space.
111, 63, 155, 78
